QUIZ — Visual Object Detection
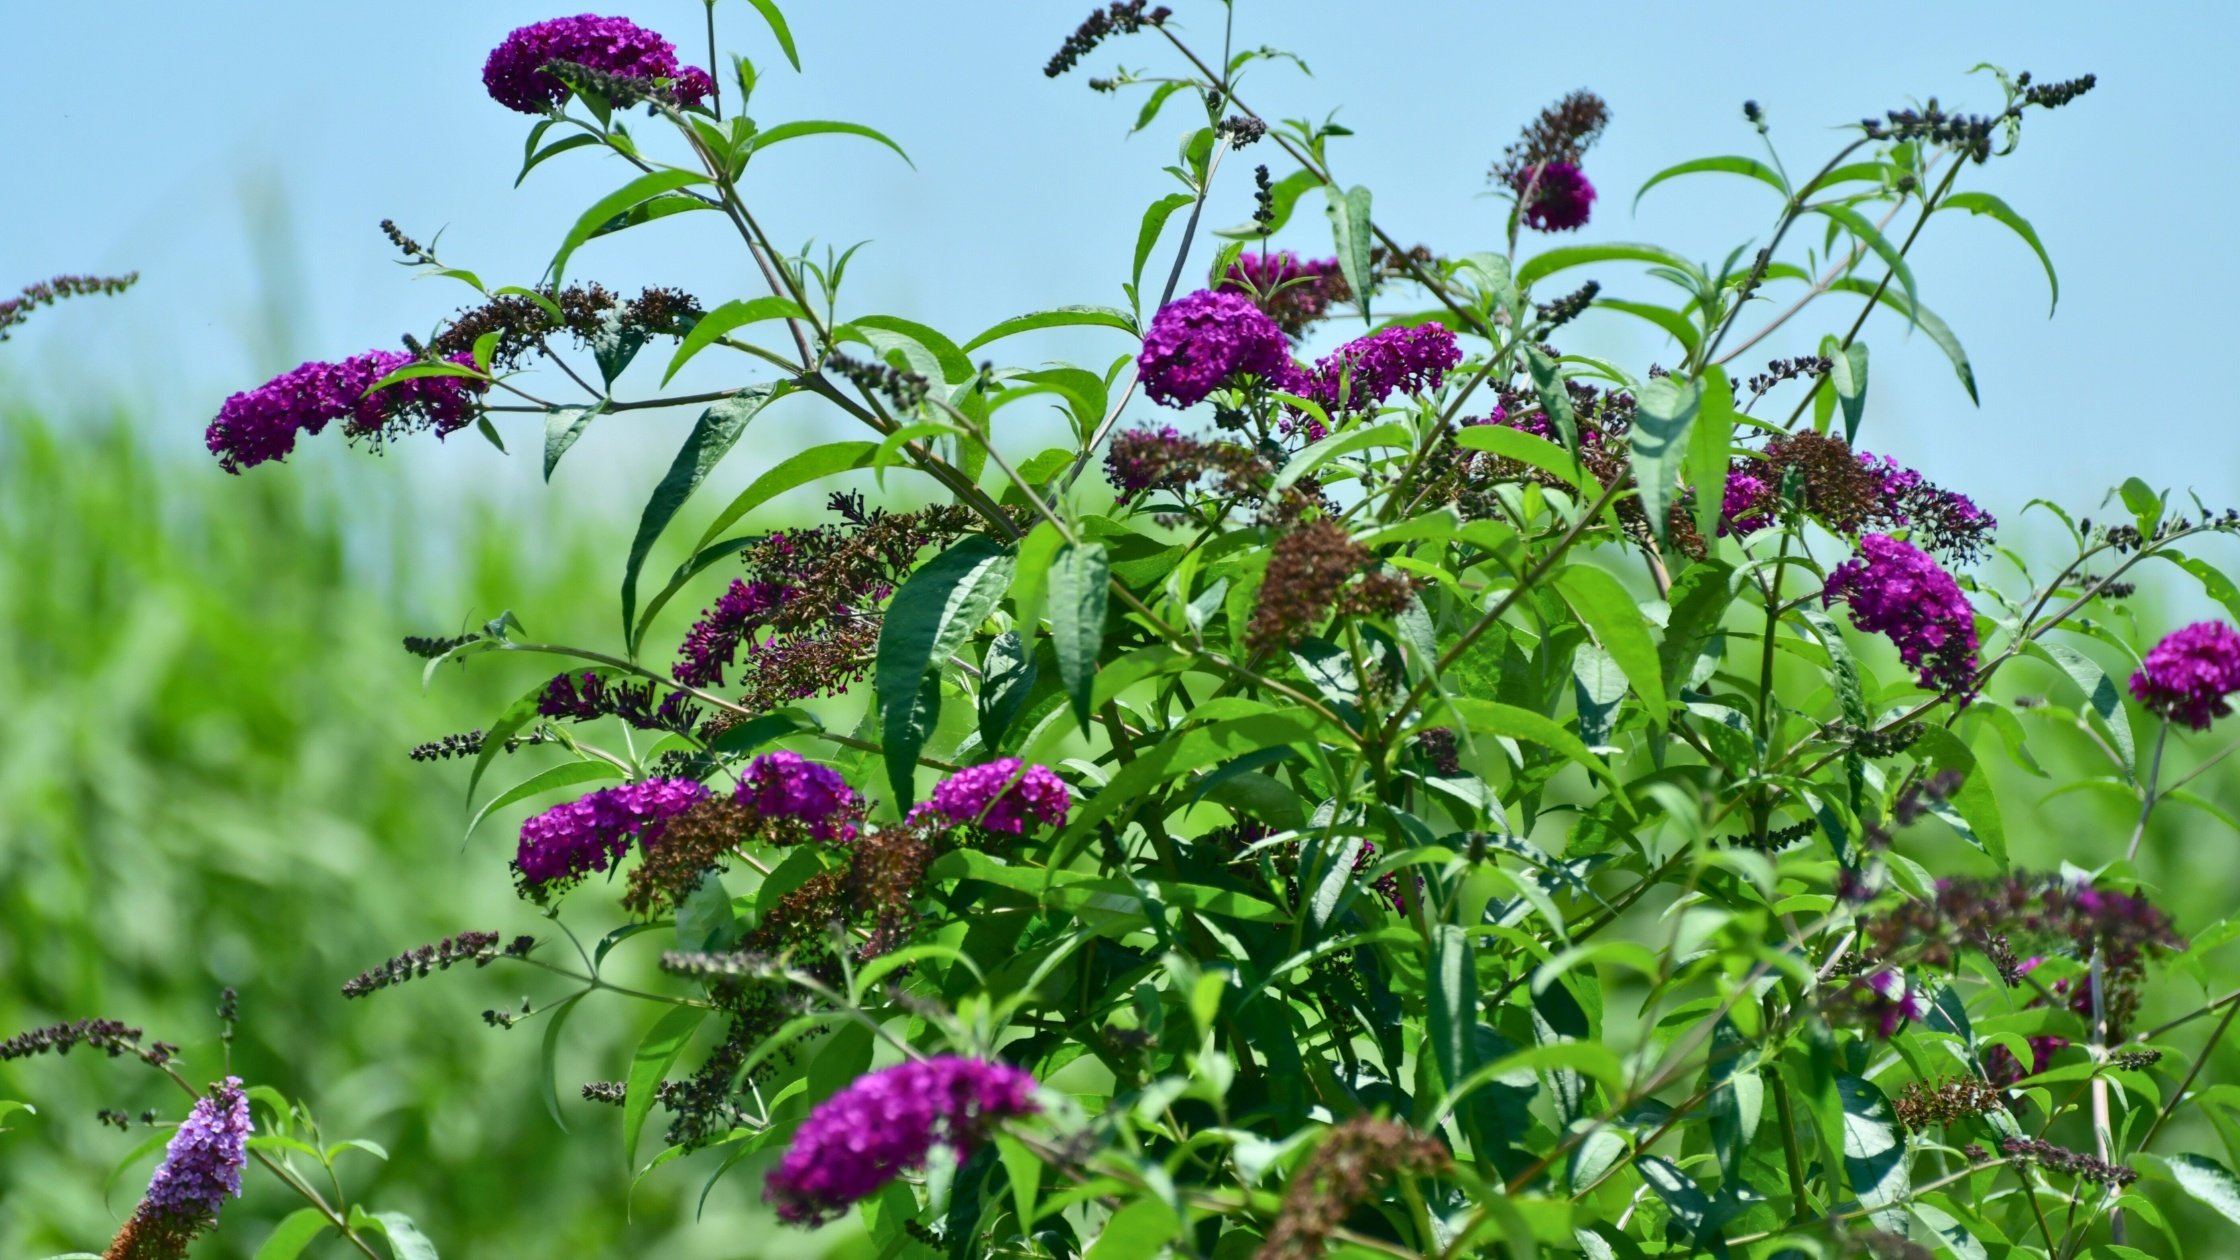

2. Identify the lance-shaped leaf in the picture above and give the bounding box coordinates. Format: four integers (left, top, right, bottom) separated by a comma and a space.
1324, 184, 1374, 322
1048, 541, 1110, 733
875, 536, 1015, 805
1629, 372, 1702, 551
620, 387, 788, 645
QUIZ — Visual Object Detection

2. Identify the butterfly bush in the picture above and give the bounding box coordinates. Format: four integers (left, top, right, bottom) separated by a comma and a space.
27, 4, 2240, 1257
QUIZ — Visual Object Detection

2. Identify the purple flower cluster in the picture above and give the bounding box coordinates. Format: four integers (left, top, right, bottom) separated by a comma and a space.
1718, 437, 1996, 563
2129, 621, 2240, 730
1822, 534, 1979, 700
1720, 470, 1776, 533
675, 579, 793, 687
144, 1077, 251, 1220
736, 751, 860, 841
538, 670, 698, 733
1138, 290, 1296, 409
1291, 324, 1462, 436
921, 759, 1071, 834
1511, 161, 1597, 232
205, 350, 484, 474
515, 777, 710, 900
483, 14, 713, 115
765, 1056, 1039, 1226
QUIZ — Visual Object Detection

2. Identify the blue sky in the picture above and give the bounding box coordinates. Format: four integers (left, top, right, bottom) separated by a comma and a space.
7, 1, 2237, 538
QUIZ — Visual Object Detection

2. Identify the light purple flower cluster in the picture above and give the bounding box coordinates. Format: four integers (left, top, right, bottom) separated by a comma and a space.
1511, 161, 1597, 232
205, 350, 484, 474
2129, 621, 2240, 730
1822, 534, 1979, 700
1138, 290, 1296, 409
483, 14, 713, 114
922, 759, 1071, 834
736, 751, 860, 841
675, 579, 793, 687
144, 1077, 251, 1220
1292, 323, 1461, 435
515, 777, 710, 900
765, 1056, 1039, 1226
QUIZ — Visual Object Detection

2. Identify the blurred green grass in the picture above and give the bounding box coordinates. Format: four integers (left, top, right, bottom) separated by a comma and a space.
5, 393, 2240, 1255
0, 403, 865, 1258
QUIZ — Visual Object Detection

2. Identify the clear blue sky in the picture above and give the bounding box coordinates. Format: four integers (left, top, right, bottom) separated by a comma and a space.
6, 1, 2237, 536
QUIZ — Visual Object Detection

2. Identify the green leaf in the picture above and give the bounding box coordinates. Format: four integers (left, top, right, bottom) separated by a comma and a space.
368, 1212, 440, 1260
1317, 186, 1370, 325
1836, 1074, 1908, 1231
1687, 372, 1735, 543
1554, 565, 1668, 727
1636, 1155, 1715, 1243
1830, 343, 1869, 444
620, 388, 787, 646
1659, 559, 1734, 697
551, 168, 708, 286
1323, 185, 1374, 322
466, 760, 626, 840
1084, 1197, 1182, 1260
1633, 154, 1788, 207
1593, 298, 1701, 357
2024, 640, 2136, 771
539, 992, 588, 1133
1941, 190, 2057, 313
709, 440, 881, 544
1440, 698, 1623, 792
463, 675, 562, 831
1908, 726, 2007, 868
1522, 345, 1578, 453
845, 314, 976, 385
1452, 423, 1590, 492
624, 1004, 712, 1171
1426, 924, 1479, 1092
2157, 551, 2240, 624
1214, 168, 1321, 238
875, 536, 1015, 805
662, 296, 808, 384
1812, 203, 1919, 317
1825, 277, 1976, 404
1049, 542, 1110, 734
962, 306, 1136, 353
1133, 193, 1196, 295
1516, 242, 1702, 290
2165, 1152, 2240, 1228
516, 132, 603, 187
254, 1208, 332, 1260
1628, 373, 1702, 551
752, 119, 912, 166
978, 631, 1039, 752
364, 361, 487, 393
1706, 1022, 1763, 1183
542, 405, 600, 481
741, 0, 801, 71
